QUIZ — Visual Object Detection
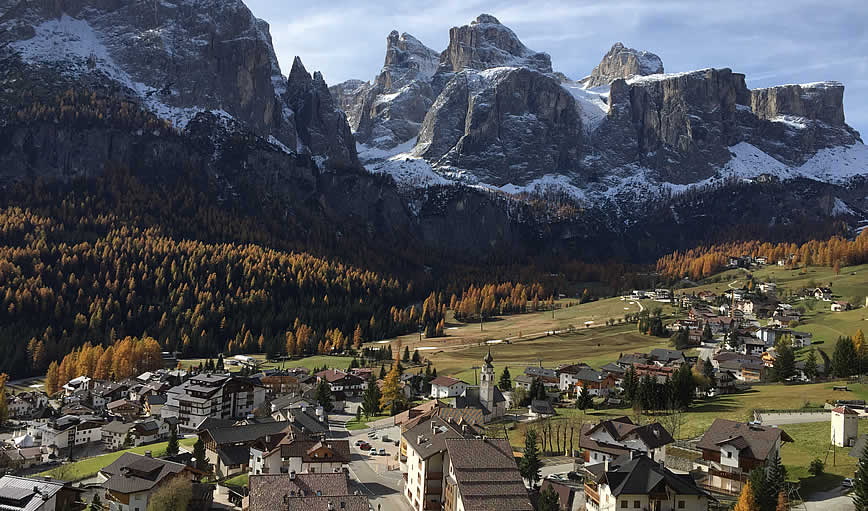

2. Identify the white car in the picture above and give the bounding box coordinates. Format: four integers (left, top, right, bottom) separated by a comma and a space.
843, 478, 854, 488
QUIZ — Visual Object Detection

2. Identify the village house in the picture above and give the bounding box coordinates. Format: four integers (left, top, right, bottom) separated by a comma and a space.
37, 415, 105, 454
246, 473, 369, 511
102, 418, 171, 451
558, 363, 592, 392
106, 399, 143, 422
758, 281, 776, 294
0, 475, 84, 511
6, 392, 48, 418
524, 366, 560, 389
694, 419, 793, 495
584, 454, 711, 511
314, 369, 366, 398
429, 376, 468, 399
97, 452, 201, 511
573, 368, 617, 397
832, 301, 852, 312
199, 420, 292, 478
248, 425, 350, 476
579, 417, 674, 464
814, 287, 833, 301
529, 399, 557, 418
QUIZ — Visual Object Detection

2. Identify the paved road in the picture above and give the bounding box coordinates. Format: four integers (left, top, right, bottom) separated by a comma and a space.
335, 416, 412, 511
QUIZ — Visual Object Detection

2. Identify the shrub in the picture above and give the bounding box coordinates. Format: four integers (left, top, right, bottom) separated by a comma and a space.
808, 458, 824, 476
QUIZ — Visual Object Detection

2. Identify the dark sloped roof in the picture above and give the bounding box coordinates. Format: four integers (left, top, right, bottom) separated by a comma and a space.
285, 495, 370, 511
249, 473, 350, 510
206, 421, 291, 445
403, 416, 462, 460
696, 419, 793, 461
603, 455, 705, 497
530, 400, 556, 415
100, 453, 186, 494
217, 445, 251, 467
445, 438, 533, 511
430, 376, 463, 387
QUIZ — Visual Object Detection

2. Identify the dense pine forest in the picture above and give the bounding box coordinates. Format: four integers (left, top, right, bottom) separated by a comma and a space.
0, 176, 576, 378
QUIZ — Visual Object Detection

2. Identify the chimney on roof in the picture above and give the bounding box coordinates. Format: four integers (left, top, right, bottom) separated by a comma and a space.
144, 450, 152, 458
418, 435, 424, 444
328, 502, 335, 511
604, 458, 609, 472
290, 470, 296, 480
431, 421, 436, 433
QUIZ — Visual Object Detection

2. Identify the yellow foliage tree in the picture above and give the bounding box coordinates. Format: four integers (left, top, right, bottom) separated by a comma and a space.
379, 363, 403, 414
44, 361, 59, 395
734, 482, 759, 511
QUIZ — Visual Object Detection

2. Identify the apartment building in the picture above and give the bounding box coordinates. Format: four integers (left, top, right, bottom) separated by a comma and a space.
163, 373, 266, 429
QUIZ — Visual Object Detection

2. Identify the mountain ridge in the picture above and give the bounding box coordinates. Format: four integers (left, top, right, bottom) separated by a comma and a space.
0, 1, 866, 269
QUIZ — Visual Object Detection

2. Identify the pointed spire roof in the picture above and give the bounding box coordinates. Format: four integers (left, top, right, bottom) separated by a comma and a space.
484, 348, 493, 367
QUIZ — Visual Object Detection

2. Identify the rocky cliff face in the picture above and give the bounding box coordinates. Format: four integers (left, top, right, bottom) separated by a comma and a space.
329, 31, 439, 155
750, 82, 845, 125
363, 22, 863, 202
596, 68, 749, 183
285, 58, 359, 170
437, 14, 552, 75
415, 67, 583, 185
0, 0, 358, 171
582, 42, 664, 88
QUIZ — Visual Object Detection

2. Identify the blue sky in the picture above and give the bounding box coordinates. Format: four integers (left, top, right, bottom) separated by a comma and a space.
247, 0, 868, 136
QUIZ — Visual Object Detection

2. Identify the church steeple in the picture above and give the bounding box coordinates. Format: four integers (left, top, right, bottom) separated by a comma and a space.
480, 347, 495, 411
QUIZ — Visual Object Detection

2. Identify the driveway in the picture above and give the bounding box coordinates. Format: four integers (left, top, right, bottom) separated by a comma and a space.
804, 486, 854, 511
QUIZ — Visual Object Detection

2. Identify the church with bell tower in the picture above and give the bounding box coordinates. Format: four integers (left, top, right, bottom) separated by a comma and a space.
450, 347, 506, 423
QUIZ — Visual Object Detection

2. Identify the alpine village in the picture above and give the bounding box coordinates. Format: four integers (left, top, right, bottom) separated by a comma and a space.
0, 2, 868, 511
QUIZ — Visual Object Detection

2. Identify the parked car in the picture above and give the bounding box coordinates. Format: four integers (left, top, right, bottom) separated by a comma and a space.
378, 448, 386, 455
844, 478, 854, 488
369, 448, 378, 456
359, 442, 371, 451
354, 439, 365, 446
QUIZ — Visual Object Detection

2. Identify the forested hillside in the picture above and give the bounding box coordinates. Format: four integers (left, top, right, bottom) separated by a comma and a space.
656, 232, 868, 280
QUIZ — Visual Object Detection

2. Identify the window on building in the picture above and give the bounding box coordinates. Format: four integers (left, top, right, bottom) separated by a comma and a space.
678, 501, 685, 509
726, 451, 732, 458
634, 501, 640, 508
621, 501, 628, 508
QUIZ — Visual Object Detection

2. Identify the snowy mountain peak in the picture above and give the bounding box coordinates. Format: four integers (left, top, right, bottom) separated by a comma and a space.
472, 14, 503, 25
380, 30, 439, 89
582, 42, 664, 88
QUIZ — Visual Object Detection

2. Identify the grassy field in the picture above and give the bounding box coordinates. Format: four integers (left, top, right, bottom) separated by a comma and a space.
178, 354, 356, 373
361, 296, 677, 382
432, 323, 672, 383
782, 420, 863, 494
38, 437, 197, 481
346, 414, 390, 431
503, 381, 868, 449
224, 473, 249, 487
